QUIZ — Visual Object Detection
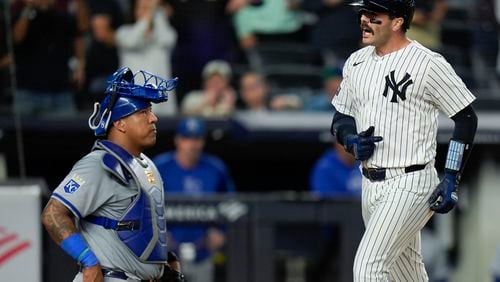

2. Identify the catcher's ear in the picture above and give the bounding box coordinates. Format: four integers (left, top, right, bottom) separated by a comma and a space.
113, 120, 126, 132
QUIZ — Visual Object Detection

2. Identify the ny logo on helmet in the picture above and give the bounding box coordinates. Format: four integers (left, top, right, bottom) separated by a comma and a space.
382, 70, 413, 103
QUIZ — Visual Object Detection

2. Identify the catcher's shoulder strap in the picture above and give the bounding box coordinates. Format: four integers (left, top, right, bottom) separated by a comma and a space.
92, 140, 131, 185
102, 152, 129, 185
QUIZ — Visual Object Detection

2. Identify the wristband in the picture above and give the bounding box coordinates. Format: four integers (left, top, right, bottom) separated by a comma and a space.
444, 139, 466, 173
60, 233, 99, 267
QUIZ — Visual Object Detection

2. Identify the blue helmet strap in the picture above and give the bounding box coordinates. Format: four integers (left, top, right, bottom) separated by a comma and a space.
88, 85, 119, 136
105, 84, 119, 118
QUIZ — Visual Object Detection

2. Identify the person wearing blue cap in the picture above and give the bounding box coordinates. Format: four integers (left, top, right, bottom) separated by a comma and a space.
153, 118, 235, 282
41, 67, 185, 282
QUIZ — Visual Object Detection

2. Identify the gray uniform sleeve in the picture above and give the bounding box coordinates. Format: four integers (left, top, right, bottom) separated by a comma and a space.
51, 152, 114, 219
425, 55, 476, 117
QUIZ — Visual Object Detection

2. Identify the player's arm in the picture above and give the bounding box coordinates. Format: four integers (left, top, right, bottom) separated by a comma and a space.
429, 105, 478, 213
331, 111, 357, 145
42, 198, 78, 243
331, 111, 383, 161
41, 199, 103, 281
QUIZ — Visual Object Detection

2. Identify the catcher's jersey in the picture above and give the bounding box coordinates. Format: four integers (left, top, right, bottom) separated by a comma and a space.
52, 150, 163, 280
332, 41, 476, 168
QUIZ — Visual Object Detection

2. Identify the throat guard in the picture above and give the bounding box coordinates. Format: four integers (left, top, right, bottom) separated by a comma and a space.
87, 140, 168, 263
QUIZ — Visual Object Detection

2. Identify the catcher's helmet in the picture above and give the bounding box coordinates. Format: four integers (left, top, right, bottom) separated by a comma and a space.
350, 0, 415, 30
88, 67, 178, 136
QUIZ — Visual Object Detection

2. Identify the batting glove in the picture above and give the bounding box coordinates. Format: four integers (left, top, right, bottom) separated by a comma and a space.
429, 173, 459, 214
344, 126, 383, 161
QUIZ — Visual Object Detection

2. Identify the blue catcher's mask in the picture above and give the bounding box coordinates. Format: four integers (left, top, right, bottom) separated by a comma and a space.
88, 67, 178, 136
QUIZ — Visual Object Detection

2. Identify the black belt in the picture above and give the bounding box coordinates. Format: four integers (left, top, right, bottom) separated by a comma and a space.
79, 267, 149, 281
362, 164, 427, 182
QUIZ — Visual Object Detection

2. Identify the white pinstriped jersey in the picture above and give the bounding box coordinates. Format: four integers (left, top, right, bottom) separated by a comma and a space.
332, 41, 476, 168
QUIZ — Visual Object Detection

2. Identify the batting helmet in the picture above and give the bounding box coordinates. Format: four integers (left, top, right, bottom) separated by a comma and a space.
88, 67, 178, 136
350, 0, 415, 30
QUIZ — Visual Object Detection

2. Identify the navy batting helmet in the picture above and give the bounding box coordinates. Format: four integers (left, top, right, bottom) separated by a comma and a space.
88, 67, 178, 136
350, 0, 415, 30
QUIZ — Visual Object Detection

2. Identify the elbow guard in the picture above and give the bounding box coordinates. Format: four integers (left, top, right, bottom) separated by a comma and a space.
445, 105, 478, 180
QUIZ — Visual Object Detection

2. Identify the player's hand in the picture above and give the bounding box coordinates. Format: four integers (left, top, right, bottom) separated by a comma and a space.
162, 264, 185, 282
345, 126, 383, 161
82, 264, 103, 282
429, 173, 458, 214
162, 252, 185, 282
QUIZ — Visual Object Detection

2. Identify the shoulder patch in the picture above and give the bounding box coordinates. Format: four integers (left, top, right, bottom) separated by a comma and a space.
63, 175, 86, 194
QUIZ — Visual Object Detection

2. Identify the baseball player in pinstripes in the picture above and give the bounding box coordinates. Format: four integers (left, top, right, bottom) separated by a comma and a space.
331, 0, 478, 281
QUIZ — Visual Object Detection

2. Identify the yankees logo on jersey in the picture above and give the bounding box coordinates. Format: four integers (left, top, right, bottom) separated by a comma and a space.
333, 41, 475, 169
382, 70, 413, 103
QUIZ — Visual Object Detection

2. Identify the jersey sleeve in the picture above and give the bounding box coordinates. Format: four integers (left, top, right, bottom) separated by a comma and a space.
332, 57, 356, 116
425, 55, 476, 117
51, 153, 114, 219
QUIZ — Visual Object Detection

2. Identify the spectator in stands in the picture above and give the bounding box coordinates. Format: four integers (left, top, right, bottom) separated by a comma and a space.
302, 66, 341, 112
302, 0, 360, 65
11, 0, 84, 116
116, 0, 178, 116
153, 118, 235, 282
167, 0, 238, 99
238, 71, 269, 112
182, 60, 236, 117
230, 0, 304, 50
82, 0, 123, 111
238, 70, 309, 112
407, 0, 448, 50
310, 139, 361, 198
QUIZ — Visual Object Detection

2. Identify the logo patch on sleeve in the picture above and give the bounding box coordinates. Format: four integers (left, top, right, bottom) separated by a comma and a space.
63, 175, 85, 194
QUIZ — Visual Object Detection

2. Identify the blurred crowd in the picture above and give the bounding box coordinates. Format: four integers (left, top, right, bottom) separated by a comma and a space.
0, 0, 499, 117
1, 1, 499, 281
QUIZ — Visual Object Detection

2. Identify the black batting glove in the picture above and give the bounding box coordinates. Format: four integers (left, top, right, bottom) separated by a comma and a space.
344, 126, 383, 161
429, 173, 459, 214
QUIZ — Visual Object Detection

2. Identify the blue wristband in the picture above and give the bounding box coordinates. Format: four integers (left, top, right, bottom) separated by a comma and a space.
60, 233, 99, 267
